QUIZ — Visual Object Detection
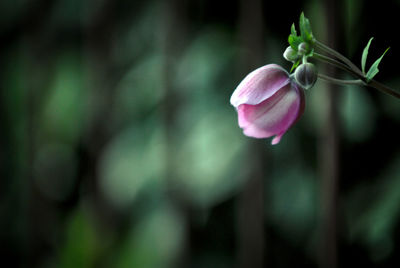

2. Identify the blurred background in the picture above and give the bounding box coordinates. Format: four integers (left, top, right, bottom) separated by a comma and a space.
1, 0, 400, 267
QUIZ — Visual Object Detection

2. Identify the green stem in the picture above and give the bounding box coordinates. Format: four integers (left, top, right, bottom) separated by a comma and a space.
306, 41, 400, 99
318, 74, 365, 86
302, 55, 307, 64
368, 79, 400, 99
313, 53, 361, 79
314, 40, 364, 77
313, 53, 400, 99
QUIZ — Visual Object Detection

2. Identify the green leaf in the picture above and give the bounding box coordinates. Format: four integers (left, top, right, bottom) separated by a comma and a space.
291, 23, 297, 36
288, 22, 301, 51
299, 12, 313, 42
366, 47, 390, 82
288, 34, 303, 51
362, 37, 374, 75
290, 59, 301, 73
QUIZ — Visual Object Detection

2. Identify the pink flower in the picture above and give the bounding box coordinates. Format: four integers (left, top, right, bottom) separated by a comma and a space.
230, 64, 305, 145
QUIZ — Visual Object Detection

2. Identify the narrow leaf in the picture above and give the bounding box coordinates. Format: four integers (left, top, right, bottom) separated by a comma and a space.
299, 12, 313, 42
291, 23, 297, 36
290, 59, 301, 73
366, 47, 390, 82
299, 13, 306, 40
288, 34, 303, 50
361, 37, 374, 75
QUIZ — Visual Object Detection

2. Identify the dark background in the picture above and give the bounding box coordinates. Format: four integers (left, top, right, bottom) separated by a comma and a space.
1, 0, 400, 267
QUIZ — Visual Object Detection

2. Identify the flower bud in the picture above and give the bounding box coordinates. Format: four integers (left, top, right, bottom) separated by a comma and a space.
230, 64, 305, 145
294, 63, 318, 90
283, 46, 299, 62
298, 42, 309, 55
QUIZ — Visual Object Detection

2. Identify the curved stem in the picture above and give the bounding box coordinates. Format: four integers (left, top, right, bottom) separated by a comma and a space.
310, 42, 400, 99
368, 79, 400, 99
318, 74, 365, 86
314, 40, 364, 77
313, 53, 361, 79
302, 55, 307, 64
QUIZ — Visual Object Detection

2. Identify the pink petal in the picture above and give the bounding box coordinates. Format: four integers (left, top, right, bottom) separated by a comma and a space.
230, 64, 291, 107
271, 134, 283, 145
237, 83, 303, 143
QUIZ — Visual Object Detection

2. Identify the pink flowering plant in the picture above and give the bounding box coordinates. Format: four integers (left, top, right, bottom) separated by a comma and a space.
231, 13, 399, 145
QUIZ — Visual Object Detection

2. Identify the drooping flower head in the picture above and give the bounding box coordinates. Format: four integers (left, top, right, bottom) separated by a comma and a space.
230, 64, 305, 145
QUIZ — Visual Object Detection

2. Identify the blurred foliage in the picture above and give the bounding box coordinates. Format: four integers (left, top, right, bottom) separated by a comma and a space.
112, 204, 184, 268
340, 82, 376, 142
57, 208, 99, 268
347, 155, 400, 261
99, 118, 165, 208
1, 0, 400, 268
41, 51, 87, 144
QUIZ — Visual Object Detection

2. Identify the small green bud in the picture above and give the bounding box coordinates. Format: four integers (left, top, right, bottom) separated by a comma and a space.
294, 62, 318, 90
298, 42, 309, 55
283, 46, 299, 62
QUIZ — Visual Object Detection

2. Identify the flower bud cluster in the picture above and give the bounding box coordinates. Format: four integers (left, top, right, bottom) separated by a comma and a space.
297, 42, 310, 55
283, 42, 312, 63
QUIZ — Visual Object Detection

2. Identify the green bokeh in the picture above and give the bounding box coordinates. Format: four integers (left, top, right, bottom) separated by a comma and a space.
1, 0, 400, 267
